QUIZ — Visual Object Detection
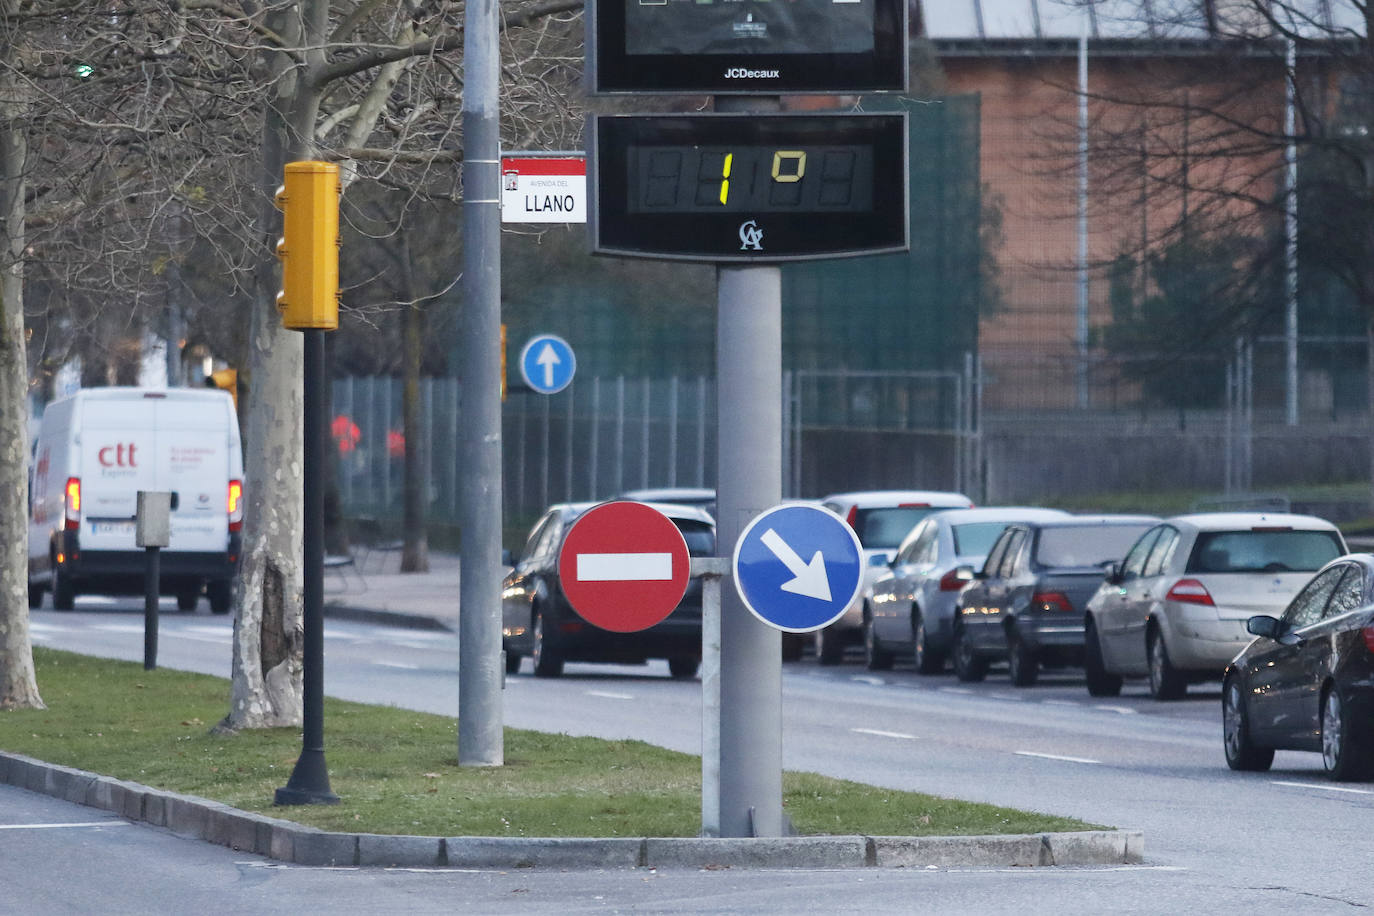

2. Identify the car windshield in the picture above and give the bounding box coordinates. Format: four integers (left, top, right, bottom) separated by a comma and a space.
951, 522, 1013, 558
673, 519, 716, 557
852, 507, 939, 550
1187, 530, 1344, 574
1034, 525, 1153, 569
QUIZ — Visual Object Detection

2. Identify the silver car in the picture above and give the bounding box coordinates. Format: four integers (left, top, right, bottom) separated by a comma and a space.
865, 507, 1070, 672
1083, 512, 1347, 700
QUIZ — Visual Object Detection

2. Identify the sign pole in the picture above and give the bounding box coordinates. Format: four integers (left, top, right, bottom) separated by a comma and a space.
692, 556, 727, 837
713, 110, 785, 832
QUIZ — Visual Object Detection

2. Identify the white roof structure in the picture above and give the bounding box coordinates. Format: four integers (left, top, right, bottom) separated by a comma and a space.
921, 0, 1365, 42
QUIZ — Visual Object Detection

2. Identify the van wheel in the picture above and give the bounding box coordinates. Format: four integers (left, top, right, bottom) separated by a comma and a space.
27, 580, 43, 610
176, 590, 200, 612
51, 566, 75, 611
207, 580, 232, 615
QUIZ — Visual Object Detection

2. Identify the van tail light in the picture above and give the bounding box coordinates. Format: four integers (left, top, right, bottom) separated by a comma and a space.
1166, 578, 1215, 606
1362, 625, 1374, 656
64, 477, 81, 530
227, 479, 243, 533
939, 569, 969, 591
1031, 591, 1073, 612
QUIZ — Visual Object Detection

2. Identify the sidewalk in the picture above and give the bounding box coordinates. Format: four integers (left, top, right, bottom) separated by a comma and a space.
322, 549, 465, 631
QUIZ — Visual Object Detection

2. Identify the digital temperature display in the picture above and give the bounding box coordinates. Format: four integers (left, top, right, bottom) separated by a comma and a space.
589, 113, 908, 263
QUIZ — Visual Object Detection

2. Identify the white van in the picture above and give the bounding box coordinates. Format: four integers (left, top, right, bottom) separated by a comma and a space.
28, 387, 244, 613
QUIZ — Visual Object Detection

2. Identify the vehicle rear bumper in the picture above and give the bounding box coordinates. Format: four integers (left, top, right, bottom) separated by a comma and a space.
54, 548, 238, 594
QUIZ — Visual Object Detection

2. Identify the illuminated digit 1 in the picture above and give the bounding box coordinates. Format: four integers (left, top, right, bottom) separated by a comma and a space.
771, 150, 806, 183
719, 153, 733, 205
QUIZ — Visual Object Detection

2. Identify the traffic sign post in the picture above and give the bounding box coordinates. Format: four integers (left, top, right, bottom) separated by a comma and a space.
519, 334, 576, 395
733, 504, 864, 632
557, 501, 690, 632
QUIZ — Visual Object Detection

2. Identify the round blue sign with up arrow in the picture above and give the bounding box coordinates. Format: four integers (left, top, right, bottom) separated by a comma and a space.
732, 503, 864, 633
519, 334, 576, 394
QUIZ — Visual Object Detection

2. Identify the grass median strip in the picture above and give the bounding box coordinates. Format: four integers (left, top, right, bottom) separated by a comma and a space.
1, 648, 1103, 838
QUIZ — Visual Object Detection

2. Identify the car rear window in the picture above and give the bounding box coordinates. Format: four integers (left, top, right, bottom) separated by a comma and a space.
673, 520, 716, 557
1034, 525, 1154, 569
1187, 530, 1344, 574
852, 507, 940, 549
951, 522, 1013, 558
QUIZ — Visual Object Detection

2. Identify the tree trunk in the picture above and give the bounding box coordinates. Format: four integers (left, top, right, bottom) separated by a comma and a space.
401, 234, 429, 573
0, 63, 43, 710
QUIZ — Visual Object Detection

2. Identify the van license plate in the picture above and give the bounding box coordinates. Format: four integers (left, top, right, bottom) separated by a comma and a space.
90, 521, 135, 536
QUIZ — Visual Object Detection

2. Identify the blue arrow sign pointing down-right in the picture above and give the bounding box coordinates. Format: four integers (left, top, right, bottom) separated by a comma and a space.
732, 503, 863, 633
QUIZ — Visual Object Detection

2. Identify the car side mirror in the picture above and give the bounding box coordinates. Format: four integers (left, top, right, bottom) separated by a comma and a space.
1246, 615, 1282, 639
869, 553, 890, 568
1104, 562, 1123, 585
502, 549, 515, 567
953, 565, 977, 583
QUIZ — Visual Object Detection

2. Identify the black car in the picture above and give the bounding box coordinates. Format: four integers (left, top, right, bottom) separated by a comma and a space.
952, 515, 1159, 686
501, 501, 715, 678
1223, 553, 1374, 781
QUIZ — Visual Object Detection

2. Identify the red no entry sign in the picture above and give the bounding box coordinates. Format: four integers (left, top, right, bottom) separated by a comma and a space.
558, 501, 691, 633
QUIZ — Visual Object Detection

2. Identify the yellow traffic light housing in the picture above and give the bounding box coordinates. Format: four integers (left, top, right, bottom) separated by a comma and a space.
209, 368, 238, 411
274, 161, 340, 330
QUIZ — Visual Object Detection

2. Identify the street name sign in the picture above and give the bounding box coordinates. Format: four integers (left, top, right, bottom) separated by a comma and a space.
731, 503, 863, 633
501, 156, 587, 224
518, 334, 576, 394
558, 501, 692, 632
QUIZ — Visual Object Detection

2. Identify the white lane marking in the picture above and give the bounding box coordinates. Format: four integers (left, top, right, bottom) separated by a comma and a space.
1094, 705, 1138, 715
939, 687, 973, 695
577, 552, 673, 581
166, 633, 228, 645
851, 676, 885, 687
1272, 781, 1374, 795
0, 822, 129, 831
1015, 751, 1100, 765
1042, 699, 1080, 707
990, 693, 1025, 702
92, 624, 146, 634
851, 728, 918, 741
375, 661, 419, 670
586, 690, 635, 700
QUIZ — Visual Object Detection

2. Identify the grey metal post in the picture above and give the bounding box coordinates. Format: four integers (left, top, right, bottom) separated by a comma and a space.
668, 376, 679, 487
457, 0, 503, 767
614, 375, 625, 495
590, 378, 601, 499
692, 556, 727, 837
566, 384, 575, 501
641, 377, 651, 489
715, 263, 783, 838
696, 375, 707, 487
541, 392, 551, 510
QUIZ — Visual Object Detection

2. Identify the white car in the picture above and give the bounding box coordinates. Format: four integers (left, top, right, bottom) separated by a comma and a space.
1083, 512, 1347, 699
865, 507, 1071, 672
811, 489, 974, 664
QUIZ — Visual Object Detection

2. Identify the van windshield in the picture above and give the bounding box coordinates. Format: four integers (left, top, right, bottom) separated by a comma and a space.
1188, 530, 1344, 574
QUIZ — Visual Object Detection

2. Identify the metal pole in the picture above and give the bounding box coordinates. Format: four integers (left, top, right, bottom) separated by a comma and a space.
142, 547, 159, 671
716, 261, 784, 838
1076, 30, 1090, 409
457, 0, 504, 767
276, 329, 339, 804
693, 556, 726, 837
1284, 39, 1299, 426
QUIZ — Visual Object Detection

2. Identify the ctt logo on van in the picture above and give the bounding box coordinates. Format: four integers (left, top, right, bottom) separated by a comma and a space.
98, 443, 139, 477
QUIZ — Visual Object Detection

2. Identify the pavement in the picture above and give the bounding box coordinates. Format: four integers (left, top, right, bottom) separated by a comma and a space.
4, 548, 1145, 871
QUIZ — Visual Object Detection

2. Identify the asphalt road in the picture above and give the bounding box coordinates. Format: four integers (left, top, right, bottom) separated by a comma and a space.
15, 600, 1374, 911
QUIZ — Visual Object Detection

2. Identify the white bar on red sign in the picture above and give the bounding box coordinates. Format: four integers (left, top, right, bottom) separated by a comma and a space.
577, 552, 673, 582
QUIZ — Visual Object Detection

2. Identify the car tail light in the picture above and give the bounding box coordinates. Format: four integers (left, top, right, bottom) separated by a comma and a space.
1031, 591, 1073, 612
227, 480, 243, 533
1362, 625, 1374, 656
1166, 578, 1215, 606
845, 506, 858, 529
939, 569, 968, 591
64, 477, 81, 531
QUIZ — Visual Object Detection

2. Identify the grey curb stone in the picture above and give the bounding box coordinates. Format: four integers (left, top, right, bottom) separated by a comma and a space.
446, 837, 646, 869
0, 750, 1144, 870
644, 836, 869, 869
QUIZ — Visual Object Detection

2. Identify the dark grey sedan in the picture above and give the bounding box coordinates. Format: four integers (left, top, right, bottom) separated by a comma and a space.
1223, 553, 1374, 780
952, 515, 1159, 686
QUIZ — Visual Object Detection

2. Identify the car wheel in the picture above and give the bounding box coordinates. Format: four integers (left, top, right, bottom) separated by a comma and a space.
176, 589, 200, 612
815, 625, 845, 666
1007, 627, 1039, 687
912, 611, 944, 675
504, 648, 522, 675
27, 579, 43, 610
1147, 627, 1186, 700
781, 633, 805, 662
531, 609, 564, 678
1083, 619, 1123, 697
1322, 686, 1374, 781
668, 656, 700, 679
1223, 675, 1274, 772
863, 615, 894, 671
51, 563, 75, 611
952, 620, 988, 683
207, 580, 233, 615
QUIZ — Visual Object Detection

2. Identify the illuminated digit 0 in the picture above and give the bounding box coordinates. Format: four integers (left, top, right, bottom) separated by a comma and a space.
771, 150, 806, 183
719, 153, 733, 205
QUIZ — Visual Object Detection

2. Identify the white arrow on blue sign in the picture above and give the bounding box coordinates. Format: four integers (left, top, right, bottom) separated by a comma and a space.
731, 503, 864, 633
519, 334, 576, 394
